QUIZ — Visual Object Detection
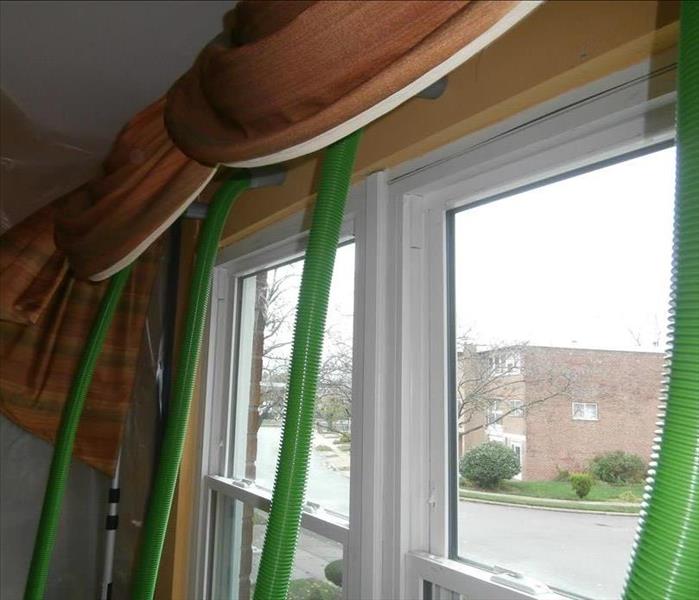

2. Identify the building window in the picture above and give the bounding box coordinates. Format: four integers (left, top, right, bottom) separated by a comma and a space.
487, 351, 521, 375
485, 401, 502, 425
510, 400, 524, 417
572, 402, 599, 421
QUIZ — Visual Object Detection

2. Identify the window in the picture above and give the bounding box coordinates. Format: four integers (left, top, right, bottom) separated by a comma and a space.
194, 56, 676, 600
509, 441, 524, 469
227, 246, 354, 516
451, 147, 673, 598
511, 400, 524, 418
194, 238, 355, 599
572, 402, 599, 421
487, 350, 521, 375
485, 401, 502, 426
210, 498, 344, 599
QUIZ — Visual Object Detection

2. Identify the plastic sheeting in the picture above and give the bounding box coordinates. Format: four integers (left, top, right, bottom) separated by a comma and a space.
0, 252, 166, 599
0, 90, 167, 597
0, 90, 101, 234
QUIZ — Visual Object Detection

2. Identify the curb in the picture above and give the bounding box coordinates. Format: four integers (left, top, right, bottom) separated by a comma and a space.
459, 494, 640, 516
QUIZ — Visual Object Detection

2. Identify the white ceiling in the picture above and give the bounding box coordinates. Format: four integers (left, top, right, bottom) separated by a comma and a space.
0, 1, 232, 155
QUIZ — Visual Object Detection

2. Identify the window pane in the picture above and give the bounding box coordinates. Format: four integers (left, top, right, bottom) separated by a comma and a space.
452, 148, 674, 598
211, 495, 343, 600
228, 244, 354, 516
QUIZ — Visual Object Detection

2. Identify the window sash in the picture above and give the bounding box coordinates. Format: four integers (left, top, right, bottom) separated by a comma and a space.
191, 202, 362, 599
206, 476, 349, 545
407, 54, 675, 598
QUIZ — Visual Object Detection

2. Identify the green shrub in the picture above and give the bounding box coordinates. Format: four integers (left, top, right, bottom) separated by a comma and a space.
590, 451, 646, 484
554, 468, 570, 482
324, 559, 343, 587
288, 579, 341, 600
570, 472, 593, 499
459, 441, 520, 488
337, 432, 351, 444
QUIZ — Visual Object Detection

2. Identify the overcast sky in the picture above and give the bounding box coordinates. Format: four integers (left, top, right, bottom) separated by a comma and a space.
259, 146, 675, 359
454, 147, 675, 352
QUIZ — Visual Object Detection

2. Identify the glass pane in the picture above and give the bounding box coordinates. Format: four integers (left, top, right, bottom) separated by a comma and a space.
426, 583, 467, 600
452, 147, 675, 598
228, 244, 354, 516
211, 496, 343, 600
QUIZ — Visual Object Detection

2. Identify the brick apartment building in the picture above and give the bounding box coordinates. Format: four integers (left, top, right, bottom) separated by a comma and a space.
457, 346, 664, 480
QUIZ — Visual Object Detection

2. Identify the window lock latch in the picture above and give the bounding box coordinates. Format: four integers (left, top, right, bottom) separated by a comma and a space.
491, 567, 553, 596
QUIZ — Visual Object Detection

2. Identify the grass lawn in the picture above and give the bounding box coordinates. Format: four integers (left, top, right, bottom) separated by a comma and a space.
458, 490, 641, 514
462, 479, 644, 502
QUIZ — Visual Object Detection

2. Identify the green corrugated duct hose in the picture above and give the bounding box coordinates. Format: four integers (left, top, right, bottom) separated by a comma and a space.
254, 131, 361, 600
623, 2, 699, 598
24, 265, 133, 600
131, 173, 250, 599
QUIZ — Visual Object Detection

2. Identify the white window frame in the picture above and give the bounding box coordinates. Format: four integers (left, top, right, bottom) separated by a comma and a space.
190, 48, 676, 600
572, 402, 599, 421
392, 50, 675, 598
189, 181, 370, 599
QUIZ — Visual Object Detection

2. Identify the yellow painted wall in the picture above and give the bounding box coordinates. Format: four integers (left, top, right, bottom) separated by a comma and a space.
216, 0, 679, 249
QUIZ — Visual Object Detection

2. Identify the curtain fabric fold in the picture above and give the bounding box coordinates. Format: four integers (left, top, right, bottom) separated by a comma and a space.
0, 0, 541, 475
0, 99, 205, 475
54, 99, 216, 282
0, 202, 162, 475
165, 0, 524, 167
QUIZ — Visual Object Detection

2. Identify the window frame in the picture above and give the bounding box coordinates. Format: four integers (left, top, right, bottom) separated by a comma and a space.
396, 51, 675, 597
572, 402, 599, 421
511, 400, 525, 418
190, 182, 369, 599
191, 49, 677, 600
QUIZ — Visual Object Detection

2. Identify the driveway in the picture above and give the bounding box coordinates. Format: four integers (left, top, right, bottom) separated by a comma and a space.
458, 501, 638, 599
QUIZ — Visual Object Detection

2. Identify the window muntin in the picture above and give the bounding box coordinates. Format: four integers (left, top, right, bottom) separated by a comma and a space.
451, 147, 674, 598
572, 402, 599, 421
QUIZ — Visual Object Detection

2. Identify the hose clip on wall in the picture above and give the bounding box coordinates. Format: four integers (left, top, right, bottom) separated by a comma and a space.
185, 166, 287, 220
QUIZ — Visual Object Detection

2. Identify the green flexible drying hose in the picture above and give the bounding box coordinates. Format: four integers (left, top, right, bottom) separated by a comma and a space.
131, 173, 249, 599
24, 265, 133, 600
623, 2, 699, 598
254, 131, 361, 600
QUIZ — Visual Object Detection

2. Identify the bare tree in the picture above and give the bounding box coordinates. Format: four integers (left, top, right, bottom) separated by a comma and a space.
238, 266, 352, 597
316, 336, 353, 434
239, 268, 301, 597
456, 334, 572, 437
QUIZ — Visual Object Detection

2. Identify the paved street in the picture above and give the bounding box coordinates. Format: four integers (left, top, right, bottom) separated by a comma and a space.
250, 501, 636, 599
257, 428, 638, 598
458, 501, 638, 599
